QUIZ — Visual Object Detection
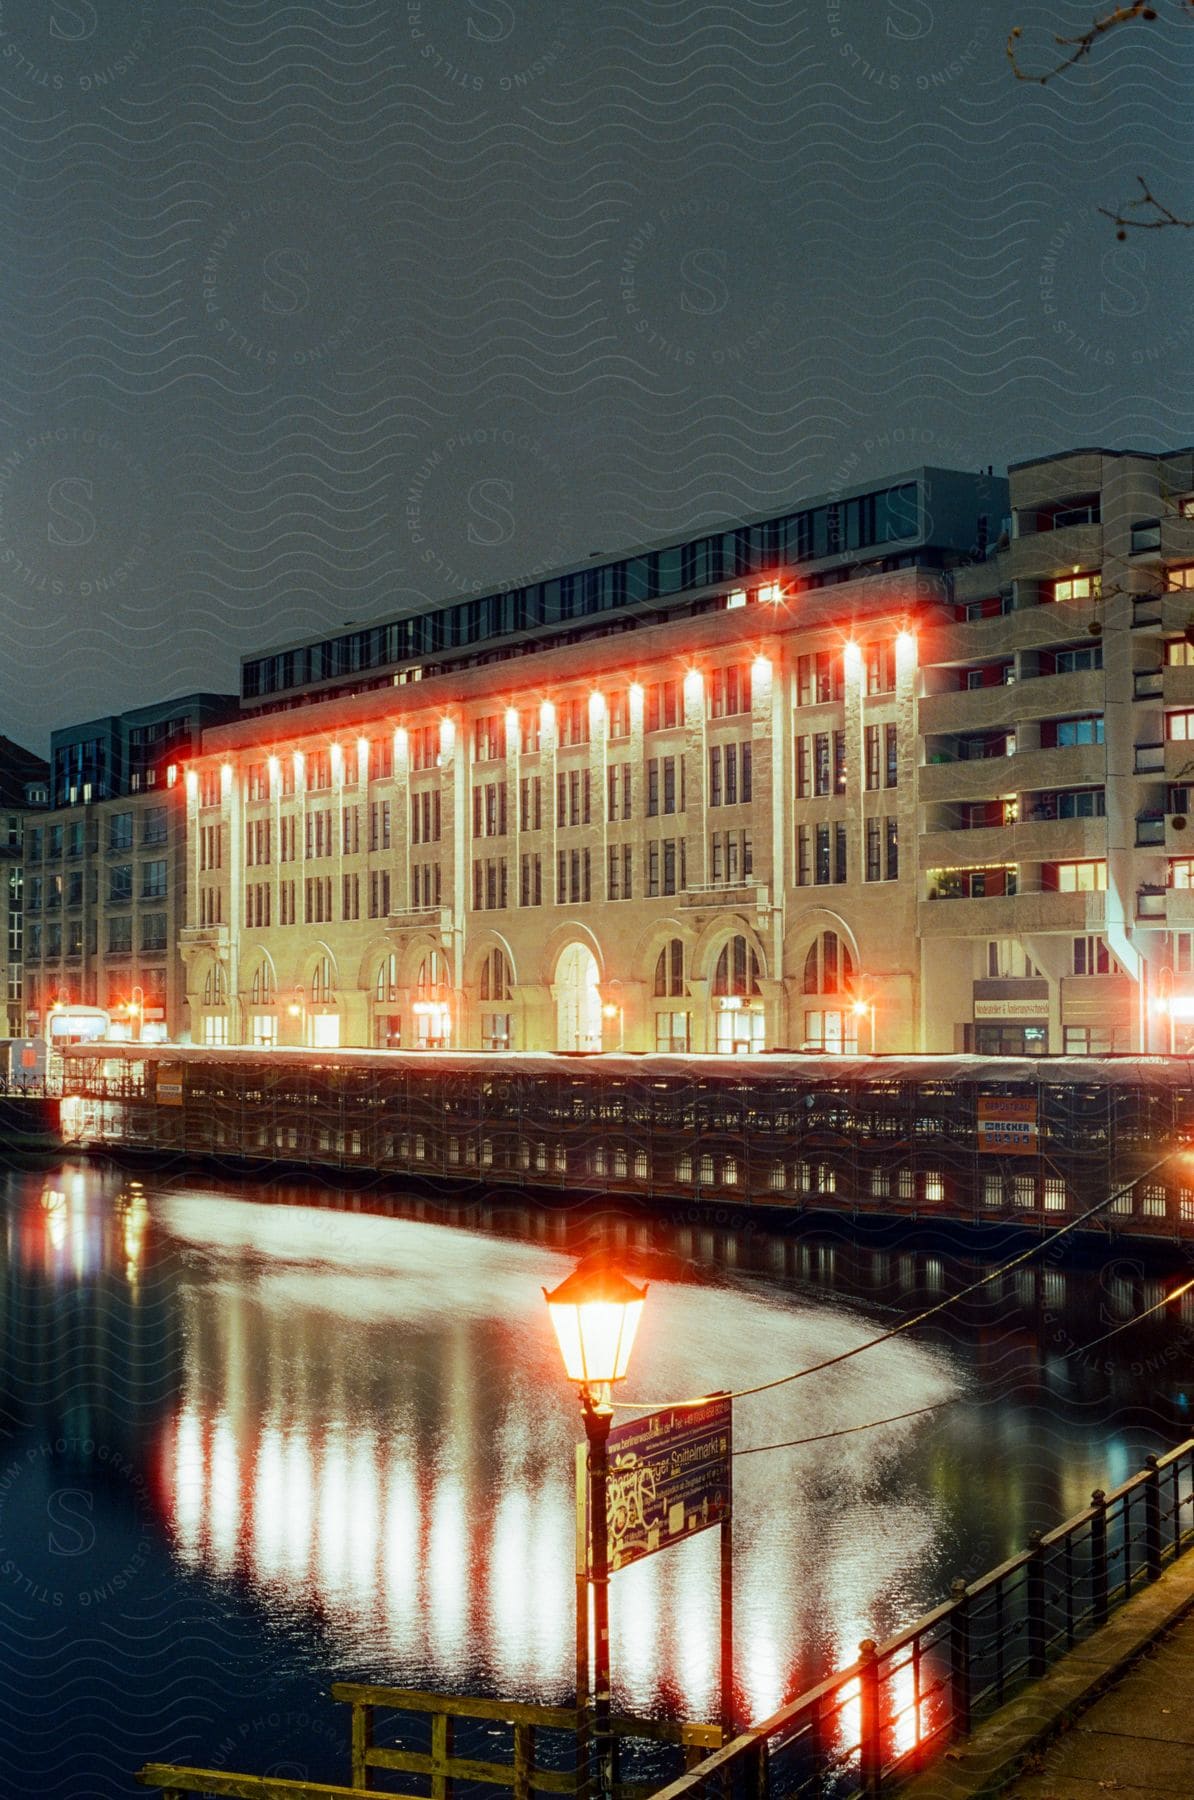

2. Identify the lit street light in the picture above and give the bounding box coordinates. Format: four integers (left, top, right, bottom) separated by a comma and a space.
544, 1261, 648, 1800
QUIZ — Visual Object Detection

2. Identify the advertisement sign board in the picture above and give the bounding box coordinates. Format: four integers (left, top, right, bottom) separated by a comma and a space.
976, 1095, 1038, 1154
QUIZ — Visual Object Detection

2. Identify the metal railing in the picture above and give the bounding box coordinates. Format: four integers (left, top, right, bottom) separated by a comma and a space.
648, 1439, 1194, 1800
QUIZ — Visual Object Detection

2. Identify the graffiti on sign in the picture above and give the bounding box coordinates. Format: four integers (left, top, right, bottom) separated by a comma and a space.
595, 1394, 731, 1573
976, 1095, 1038, 1154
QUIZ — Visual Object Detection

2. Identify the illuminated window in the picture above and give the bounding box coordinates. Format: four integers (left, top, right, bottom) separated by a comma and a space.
1166, 639, 1194, 666
250, 962, 274, 1004
1170, 860, 1194, 889
1052, 861, 1107, 892
1168, 711, 1194, 740
1169, 565, 1194, 589
1052, 573, 1102, 604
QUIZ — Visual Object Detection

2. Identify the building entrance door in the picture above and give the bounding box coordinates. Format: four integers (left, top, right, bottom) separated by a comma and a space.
556, 944, 602, 1051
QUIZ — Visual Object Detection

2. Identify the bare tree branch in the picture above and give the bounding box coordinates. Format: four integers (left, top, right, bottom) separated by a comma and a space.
1009, 4, 1194, 230
1007, 3, 1163, 85
1099, 175, 1194, 235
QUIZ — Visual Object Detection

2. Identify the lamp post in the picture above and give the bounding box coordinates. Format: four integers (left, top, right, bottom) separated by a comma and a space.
544, 1262, 648, 1800
601, 1001, 624, 1053
287, 984, 306, 1046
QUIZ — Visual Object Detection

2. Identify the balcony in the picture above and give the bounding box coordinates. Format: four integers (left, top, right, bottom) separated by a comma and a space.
1011, 454, 1104, 512
1134, 669, 1164, 701
1010, 522, 1103, 581
1013, 667, 1106, 720
918, 684, 1016, 735
918, 815, 1106, 870
919, 742, 1105, 804
931, 604, 1083, 664
1163, 665, 1194, 708
680, 882, 764, 912
1161, 517, 1194, 562
1136, 812, 1165, 847
919, 888, 1106, 937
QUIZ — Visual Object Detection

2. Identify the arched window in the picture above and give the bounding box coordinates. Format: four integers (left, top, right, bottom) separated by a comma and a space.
713, 935, 761, 998
250, 962, 274, 1004
801, 931, 859, 1053
203, 964, 226, 1006
310, 956, 333, 1004
654, 939, 685, 997
416, 950, 448, 999
375, 952, 398, 1003
480, 948, 509, 1001
803, 931, 854, 995
711, 935, 763, 1053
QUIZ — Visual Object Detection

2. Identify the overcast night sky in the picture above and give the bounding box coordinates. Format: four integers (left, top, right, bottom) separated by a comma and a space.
0, 0, 1189, 756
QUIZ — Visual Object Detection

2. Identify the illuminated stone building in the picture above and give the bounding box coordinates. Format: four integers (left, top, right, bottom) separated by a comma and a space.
182, 466, 1001, 1053
175, 444, 1194, 1057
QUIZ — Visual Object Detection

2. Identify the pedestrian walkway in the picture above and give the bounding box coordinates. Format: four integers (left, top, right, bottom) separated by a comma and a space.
997, 1608, 1194, 1798
901, 1550, 1194, 1800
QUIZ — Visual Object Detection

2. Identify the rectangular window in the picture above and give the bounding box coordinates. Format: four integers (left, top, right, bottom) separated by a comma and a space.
796, 736, 810, 798
709, 745, 722, 807
140, 859, 167, 900
815, 823, 830, 885
814, 733, 830, 796
864, 725, 879, 791
885, 818, 899, 881
834, 822, 847, 884
1168, 711, 1194, 741
866, 819, 881, 881
866, 641, 896, 695
1054, 860, 1108, 892
833, 730, 846, 793
885, 723, 899, 788
797, 825, 810, 886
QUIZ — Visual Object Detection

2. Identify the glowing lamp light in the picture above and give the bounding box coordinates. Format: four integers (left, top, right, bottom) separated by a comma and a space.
331, 742, 343, 767
185, 770, 198, 799
851, 999, 869, 1019
439, 718, 455, 758
1163, 997, 1194, 1022
293, 750, 305, 780
752, 653, 772, 686
220, 763, 233, 793
539, 699, 555, 731
589, 691, 606, 722
683, 668, 704, 703
896, 630, 917, 656
757, 583, 782, 605
629, 682, 644, 709
543, 1262, 648, 1393
394, 726, 408, 759
505, 707, 519, 737
357, 736, 370, 767
843, 641, 862, 676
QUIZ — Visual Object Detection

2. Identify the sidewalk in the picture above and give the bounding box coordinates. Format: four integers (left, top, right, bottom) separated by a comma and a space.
900, 1551, 1194, 1800
997, 1608, 1194, 1797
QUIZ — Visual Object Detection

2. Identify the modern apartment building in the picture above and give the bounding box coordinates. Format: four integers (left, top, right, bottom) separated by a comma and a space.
23, 694, 236, 1040
923, 444, 1194, 1056
176, 445, 1194, 1058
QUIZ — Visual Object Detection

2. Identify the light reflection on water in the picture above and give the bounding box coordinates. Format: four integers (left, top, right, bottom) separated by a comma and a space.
153, 1193, 957, 1723
2, 1158, 1190, 1797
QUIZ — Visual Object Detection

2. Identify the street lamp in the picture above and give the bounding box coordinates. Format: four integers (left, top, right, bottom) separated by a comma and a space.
544, 1262, 648, 1800
601, 1001, 624, 1053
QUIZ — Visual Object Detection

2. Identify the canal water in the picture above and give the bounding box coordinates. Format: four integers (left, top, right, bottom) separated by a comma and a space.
2, 1157, 1193, 1796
